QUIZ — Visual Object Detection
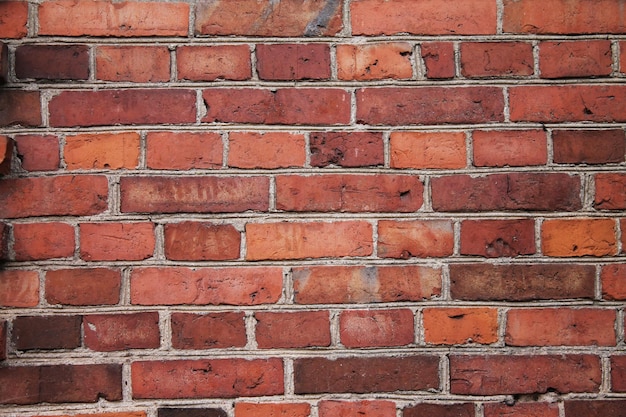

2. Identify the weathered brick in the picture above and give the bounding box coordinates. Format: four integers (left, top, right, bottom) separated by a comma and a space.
146, 132, 223, 170
461, 42, 533, 77
159, 408, 227, 417
540, 40, 612, 78
390, 131, 466, 169
15, 45, 89, 80
450, 355, 601, 395
39, 1, 190, 36
132, 359, 284, 398
276, 174, 423, 213
506, 308, 616, 346
80, 222, 155, 261
13, 222, 75, 261
612, 356, 626, 392
120, 176, 269, 214
12, 315, 81, 350
595, 173, 626, 210
431, 173, 581, 212
96, 45, 170, 82
340, 309, 414, 348
564, 400, 626, 417
357, 87, 504, 125
294, 356, 439, 394
257, 44, 330, 80
0, 1, 27, 38
195, 0, 343, 36
0, 43, 7, 84
460, 219, 535, 257
131, 267, 283, 306
450, 264, 595, 301
177, 45, 251, 81
0, 320, 5, 360
319, 400, 396, 417
293, 265, 441, 304
378, 220, 454, 258
310, 131, 383, 167
49, 89, 196, 127
0, 90, 41, 127
14, 135, 60, 171
65, 132, 141, 170
623, 219, 626, 253
472, 130, 547, 167
403, 403, 475, 417
423, 307, 498, 345
202, 88, 350, 125
483, 402, 559, 417
622, 42, 626, 74
256, 311, 331, 349
229, 132, 306, 169
0, 135, 11, 175
541, 218, 617, 257
601, 264, 626, 301
0, 223, 7, 261
84, 312, 160, 351
337, 43, 412, 80
235, 403, 310, 417
46, 268, 121, 306
553, 129, 626, 164
0, 270, 39, 307
171, 312, 246, 349
421, 42, 455, 79
164, 222, 240, 261
351, 0, 496, 35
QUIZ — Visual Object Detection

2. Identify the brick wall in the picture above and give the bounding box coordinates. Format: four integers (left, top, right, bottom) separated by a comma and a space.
0, 1, 625, 416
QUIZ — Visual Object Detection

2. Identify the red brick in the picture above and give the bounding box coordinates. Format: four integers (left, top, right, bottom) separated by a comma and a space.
235, 403, 310, 417
0, 223, 7, 261
164, 222, 240, 261
256, 311, 331, 349
0, 364, 122, 404
554, 129, 625, 164
506, 308, 616, 346
404, 403, 474, 417
0, 43, 6, 84
340, 309, 414, 348
121, 176, 268, 214
421, 42, 455, 79
12, 315, 81, 351
246, 221, 372, 260
40, 413, 146, 417
357, 87, 504, 125
310, 131, 383, 167
319, 400, 396, 417
0, 270, 39, 307
390, 131, 466, 169
612, 356, 626, 392
0, 136, 11, 175
0, 320, 5, 360
84, 312, 160, 351
257, 44, 330, 80
450, 263, 595, 301
195, 0, 343, 36
80, 222, 155, 261
293, 265, 441, 304
15, 45, 89, 80
14, 135, 60, 171
96, 45, 170, 82
337, 43, 412, 80
46, 268, 121, 306
601, 264, 626, 301
131, 267, 283, 306
431, 173, 581, 212
595, 173, 626, 210
484, 402, 559, 417
276, 174, 423, 213
39, 1, 189, 36
378, 220, 454, 258
160, 409, 225, 417
352, 0, 496, 35
202, 88, 350, 125
461, 42, 533, 77
13, 222, 75, 261
622, 42, 626, 73
132, 359, 283, 398
65, 132, 140, 170
0, 1, 28, 38
229, 132, 306, 169
540, 40, 612, 78
50, 89, 196, 127
460, 219, 535, 257
424, 307, 498, 345
294, 356, 439, 394
0, 90, 41, 127
171, 312, 246, 349
503, 0, 626, 34
623, 219, 626, 253
542, 218, 617, 257
565, 400, 626, 417
509, 85, 626, 122
146, 131, 222, 170
450, 355, 601, 395
473, 130, 547, 167
177, 45, 251, 81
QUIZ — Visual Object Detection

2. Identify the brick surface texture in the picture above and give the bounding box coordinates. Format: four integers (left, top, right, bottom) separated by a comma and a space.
0, 1, 624, 416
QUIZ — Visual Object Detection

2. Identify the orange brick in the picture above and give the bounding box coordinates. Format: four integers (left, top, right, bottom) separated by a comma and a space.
235, 403, 310, 417
228, 132, 305, 169
96, 45, 170, 82
0, 270, 39, 307
177, 45, 251, 81
319, 400, 396, 417
337, 43, 413, 80
146, 132, 222, 170
390, 131, 466, 169
340, 309, 414, 348
80, 222, 155, 261
13, 223, 75, 261
601, 264, 626, 301
472, 130, 547, 167
542, 218, 617, 257
378, 220, 454, 258
0, 1, 28, 38
65, 132, 140, 170
424, 307, 498, 345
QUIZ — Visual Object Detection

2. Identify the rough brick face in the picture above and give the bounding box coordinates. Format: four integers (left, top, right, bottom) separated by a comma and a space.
164, 222, 241, 261
484, 402, 559, 417
0, 1, 28, 38
595, 173, 626, 210
460, 42, 534, 77
319, 400, 396, 417
146, 132, 223, 170
256, 311, 331, 348
229, 132, 306, 169
15, 45, 89, 80
46, 268, 121, 306
177, 45, 252, 81
80, 222, 155, 261
541, 218, 617, 257
423, 308, 498, 345
539, 40, 612, 78
403, 403, 475, 417
14, 135, 60, 171
390, 132, 466, 169
472, 130, 547, 167
601, 264, 626, 300
65, 132, 141, 170
96, 45, 171, 82
460, 219, 535, 257
0, 90, 41, 127
564, 400, 626, 417
310, 132, 384, 167
235, 403, 310, 417
0, 270, 39, 307
553, 129, 626, 165
377, 220, 454, 258
337, 43, 413, 80
257, 44, 330, 80
421, 42, 455, 79
172, 312, 247, 350
13, 222, 75, 260
339, 309, 414, 348
84, 312, 161, 351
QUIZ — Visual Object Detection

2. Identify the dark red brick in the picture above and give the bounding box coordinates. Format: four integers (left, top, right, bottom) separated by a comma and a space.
257, 44, 330, 80
0, 91, 41, 127
15, 45, 89, 80
553, 129, 625, 164
564, 400, 626, 417
310, 132, 384, 167
171, 312, 246, 349
159, 408, 227, 417
612, 356, 626, 392
421, 42, 455, 79
595, 173, 626, 210
255, 311, 331, 349
12, 315, 81, 350
484, 402, 559, 417
0, 320, 5, 360
540, 40, 612, 78
15, 135, 60, 171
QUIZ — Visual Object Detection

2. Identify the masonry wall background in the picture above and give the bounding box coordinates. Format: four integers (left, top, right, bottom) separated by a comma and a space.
0, 1, 625, 416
